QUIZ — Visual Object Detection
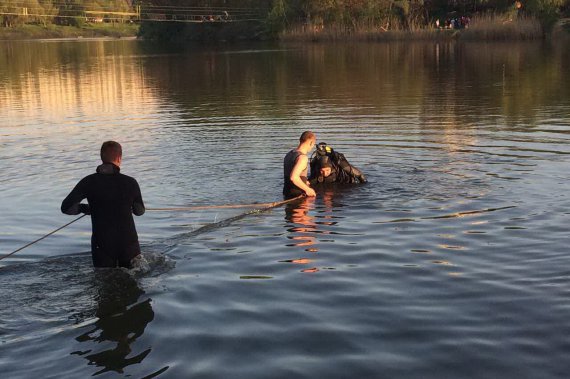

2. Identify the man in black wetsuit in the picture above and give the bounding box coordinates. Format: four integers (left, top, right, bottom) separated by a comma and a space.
309, 142, 367, 185
61, 141, 145, 268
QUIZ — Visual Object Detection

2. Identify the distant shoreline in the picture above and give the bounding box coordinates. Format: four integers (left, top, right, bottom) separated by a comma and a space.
1, 18, 568, 42
0, 24, 139, 41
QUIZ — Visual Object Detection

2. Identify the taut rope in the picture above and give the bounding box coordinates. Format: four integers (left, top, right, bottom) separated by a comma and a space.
0, 214, 87, 261
0, 195, 304, 261
146, 196, 303, 212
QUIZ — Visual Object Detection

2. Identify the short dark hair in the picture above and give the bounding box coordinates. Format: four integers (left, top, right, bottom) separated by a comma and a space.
300, 131, 315, 143
100, 141, 122, 163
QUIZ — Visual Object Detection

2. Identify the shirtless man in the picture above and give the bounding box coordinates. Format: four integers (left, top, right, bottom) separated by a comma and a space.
283, 131, 317, 199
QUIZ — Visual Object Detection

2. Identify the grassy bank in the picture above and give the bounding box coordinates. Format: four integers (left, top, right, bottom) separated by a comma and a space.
281, 25, 453, 42
280, 14, 545, 42
0, 24, 139, 40
461, 14, 543, 40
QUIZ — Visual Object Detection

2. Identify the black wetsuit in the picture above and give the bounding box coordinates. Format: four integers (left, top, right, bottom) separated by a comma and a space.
283, 149, 304, 199
309, 151, 367, 185
61, 163, 145, 268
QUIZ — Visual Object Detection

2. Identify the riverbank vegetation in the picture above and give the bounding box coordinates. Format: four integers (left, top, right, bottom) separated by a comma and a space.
0, 1, 568, 41
271, 0, 569, 41
0, 0, 138, 39
280, 14, 545, 42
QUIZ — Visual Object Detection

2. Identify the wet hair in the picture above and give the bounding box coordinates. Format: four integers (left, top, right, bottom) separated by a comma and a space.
300, 131, 316, 143
100, 141, 122, 163
320, 155, 332, 168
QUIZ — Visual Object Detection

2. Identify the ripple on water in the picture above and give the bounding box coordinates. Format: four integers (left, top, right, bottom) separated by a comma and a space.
2, 40, 570, 378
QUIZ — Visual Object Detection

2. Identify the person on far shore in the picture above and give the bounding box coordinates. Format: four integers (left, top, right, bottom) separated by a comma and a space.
61, 141, 145, 268
283, 131, 317, 199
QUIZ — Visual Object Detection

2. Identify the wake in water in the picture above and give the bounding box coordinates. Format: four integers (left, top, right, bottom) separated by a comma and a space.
0, 251, 174, 346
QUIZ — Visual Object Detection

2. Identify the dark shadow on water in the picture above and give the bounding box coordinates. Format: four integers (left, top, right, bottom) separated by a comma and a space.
0, 254, 171, 377
71, 269, 156, 376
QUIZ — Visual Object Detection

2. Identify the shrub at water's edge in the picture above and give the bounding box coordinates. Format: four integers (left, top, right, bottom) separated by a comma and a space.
278, 16, 545, 42
460, 14, 543, 40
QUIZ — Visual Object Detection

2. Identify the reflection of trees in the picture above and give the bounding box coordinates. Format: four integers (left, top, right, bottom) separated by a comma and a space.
0, 40, 138, 80
141, 42, 569, 129
0, 40, 157, 125
72, 270, 154, 376
2, 40, 567, 142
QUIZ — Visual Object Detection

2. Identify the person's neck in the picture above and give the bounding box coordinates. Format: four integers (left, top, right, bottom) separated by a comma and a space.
296, 143, 311, 155
106, 161, 121, 168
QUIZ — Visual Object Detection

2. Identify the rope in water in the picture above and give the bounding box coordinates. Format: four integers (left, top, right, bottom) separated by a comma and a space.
0, 214, 87, 261
146, 196, 303, 212
0, 195, 304, 261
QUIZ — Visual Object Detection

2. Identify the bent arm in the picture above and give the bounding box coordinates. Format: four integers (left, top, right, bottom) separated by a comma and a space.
338, 159, 367, 183
61, 179, 89, 215
132, 180, 145, 216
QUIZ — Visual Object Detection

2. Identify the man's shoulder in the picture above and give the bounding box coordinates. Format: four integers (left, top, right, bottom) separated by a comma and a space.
118, 172, 140, 184
295, 153, 308, 162
284, 149, 296, 157
79, 173, 97, 183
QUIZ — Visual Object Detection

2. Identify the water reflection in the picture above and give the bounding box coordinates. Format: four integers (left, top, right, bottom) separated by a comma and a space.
139, 42, 569, 126
71, 270, 155, 376
0, 40, 158, 126
283, 189, 338, 273
285, 197, 317, 249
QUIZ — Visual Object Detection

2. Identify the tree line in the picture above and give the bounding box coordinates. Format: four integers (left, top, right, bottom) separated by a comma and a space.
1, 1, 133, 27
268, 0, 569, 33
2, 0, 568, 34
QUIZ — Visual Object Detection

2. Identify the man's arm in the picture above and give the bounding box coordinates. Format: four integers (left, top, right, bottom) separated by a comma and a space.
132, 180, 145, 216
61, 178, 90, 215
290, 155, 316, 197
338, 157, 367, 183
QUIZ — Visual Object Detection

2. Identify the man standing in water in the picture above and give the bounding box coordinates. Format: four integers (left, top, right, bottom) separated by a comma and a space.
283, 131, 317, 199
61, 141, 145, 268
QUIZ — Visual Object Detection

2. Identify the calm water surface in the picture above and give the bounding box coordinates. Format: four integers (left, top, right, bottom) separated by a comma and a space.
1, 40, 569, 378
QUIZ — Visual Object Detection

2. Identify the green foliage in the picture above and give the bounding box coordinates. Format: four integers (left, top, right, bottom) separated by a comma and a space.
524, 0, 564, 31
1, 0, 567, 39
266, 0, 288, 36
0, 0, 134, 27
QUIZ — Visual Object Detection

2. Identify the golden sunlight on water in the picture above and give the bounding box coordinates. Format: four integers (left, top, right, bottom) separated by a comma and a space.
0, 41, 158, 127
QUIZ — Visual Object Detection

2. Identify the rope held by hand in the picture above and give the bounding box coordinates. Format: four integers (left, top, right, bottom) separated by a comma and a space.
0, 195, 305, 261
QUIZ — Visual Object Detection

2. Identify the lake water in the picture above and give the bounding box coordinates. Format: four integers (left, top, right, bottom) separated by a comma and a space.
1, 39, 569, 378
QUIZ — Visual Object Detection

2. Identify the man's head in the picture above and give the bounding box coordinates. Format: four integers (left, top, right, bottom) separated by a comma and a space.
299, 131, 316, 153
100, 141, 122, 166
319, 155, 333, 178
